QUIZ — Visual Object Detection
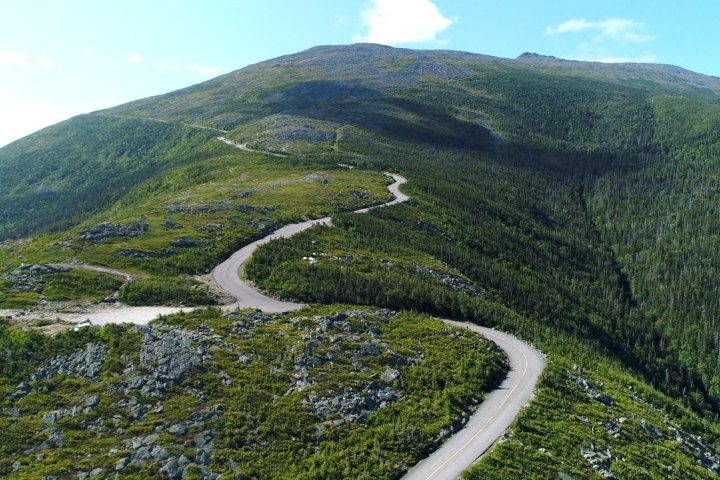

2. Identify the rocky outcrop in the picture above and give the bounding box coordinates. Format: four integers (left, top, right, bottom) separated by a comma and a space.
79, 219, 148, 241
27, 343, 108, 386
310, 382, 401, 424
5, 263, 71, 293
119, 325, 212, 399
415, 264, 483, 296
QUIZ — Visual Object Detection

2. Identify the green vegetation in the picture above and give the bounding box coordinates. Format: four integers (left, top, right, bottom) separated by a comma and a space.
0, 269, 123, 308
42, 270, 124, 302
2, 43, 720, 477
0, 307, 508, 479
465, 358, 720, 479
118, 276, 215, 306
0, 115, 223, 240
0, 145, 391, 307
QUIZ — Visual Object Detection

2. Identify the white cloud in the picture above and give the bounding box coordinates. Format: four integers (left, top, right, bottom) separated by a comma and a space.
0, 50, 32, 69
547, 18, 654, 43
37, 57, 55, 69
128, 53, 143, 63
355, 0, 453, 45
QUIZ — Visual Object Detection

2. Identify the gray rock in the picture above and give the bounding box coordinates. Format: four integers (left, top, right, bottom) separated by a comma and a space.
194, 430, 213, 449
31, 343, 108, 382
238, 353, 254, 365
131, 404, 144, 420
196, 448, 211, 465
640, 419, 664, 438
79, 220, 148, 241
381, 367, 401, 383
171, 237, 197, 248
581, 446, 616, 479
415, 264, 483, 296
594, 394, 615, 406
48, 430, 65, 448
89, 467, 104, 477
131, 446, 152, 464
161, 457, 181, 480
312, 384, 401, 424
84, 394, 100, 407
152, 446, 171, 461
116, 457, 129, 471
142, 433, 159, 446
136, 327, 209, 393
169, 424, 188, 436
12, 381, 32, 399
42, 411, 61, 424
359, 342, 380, 357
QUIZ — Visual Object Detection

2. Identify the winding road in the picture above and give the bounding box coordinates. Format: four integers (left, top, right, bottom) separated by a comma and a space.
211, 172, 409, 311
402, 321, 545, 479
1, 160, 544, 478
209, 171, 545, 478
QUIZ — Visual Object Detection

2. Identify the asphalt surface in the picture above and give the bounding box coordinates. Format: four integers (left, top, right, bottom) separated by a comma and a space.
402, 320, 546, 480
211, 173, 408, 311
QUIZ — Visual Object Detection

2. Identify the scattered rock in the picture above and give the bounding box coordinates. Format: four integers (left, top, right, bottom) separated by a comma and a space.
381, 367, 401, 383
119, 248, 159, 258
415, 264, 483, 296
115, 457, 129, 471
30, 343, 108, 384
163, 218, 184, 230
640, 419, 664, 439
11, 263, 70, 276
310, 382, 401, 424
131, 446, 152, 465
171, 237, 197, 248
88, 467, 104, 477
194, 430, 214, 450
594, 393, 615, 406
581, 445, 616, 479
79, 219, 148, 241
169, 424, 188, 436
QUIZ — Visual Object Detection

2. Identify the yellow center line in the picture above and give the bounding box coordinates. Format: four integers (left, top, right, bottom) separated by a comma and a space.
423, 330, 531, 480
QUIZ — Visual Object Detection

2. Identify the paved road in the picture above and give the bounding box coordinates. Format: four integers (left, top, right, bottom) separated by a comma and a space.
2, 165, 546, 477
212, 171, 546, 478
211, 173, 408, 311
402, 320, 546, 480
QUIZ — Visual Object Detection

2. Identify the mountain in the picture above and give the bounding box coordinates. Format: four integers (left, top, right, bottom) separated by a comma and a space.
1, 44, 720, 478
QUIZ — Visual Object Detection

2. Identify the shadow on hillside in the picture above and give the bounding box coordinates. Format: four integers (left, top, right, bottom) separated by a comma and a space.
261, 80, 497, 150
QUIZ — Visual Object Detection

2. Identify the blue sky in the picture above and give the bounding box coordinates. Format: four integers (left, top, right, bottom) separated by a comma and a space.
1, 0, 718, 147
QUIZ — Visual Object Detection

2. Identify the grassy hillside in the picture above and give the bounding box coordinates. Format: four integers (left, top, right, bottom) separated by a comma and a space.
0, 115, 224, 240
2, 44, 720, 477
